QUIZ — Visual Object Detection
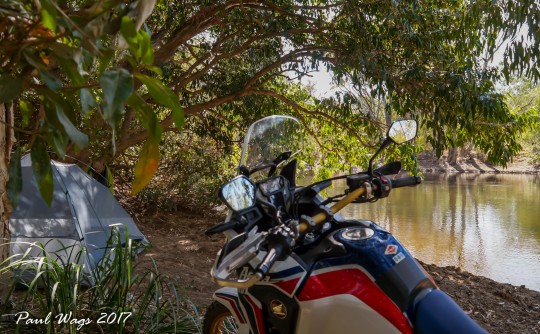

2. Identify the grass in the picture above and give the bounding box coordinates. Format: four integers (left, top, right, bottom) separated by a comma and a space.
0, 228, 201, 333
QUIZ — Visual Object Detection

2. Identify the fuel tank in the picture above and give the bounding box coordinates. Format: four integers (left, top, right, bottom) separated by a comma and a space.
293, 220, 436, 333
243, 220, 436, 333
330, 220, 437, 313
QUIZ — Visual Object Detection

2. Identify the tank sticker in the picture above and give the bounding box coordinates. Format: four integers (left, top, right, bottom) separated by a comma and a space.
384, 244, 398, 255
297, 267, 413, 333
392, 252, 405, 264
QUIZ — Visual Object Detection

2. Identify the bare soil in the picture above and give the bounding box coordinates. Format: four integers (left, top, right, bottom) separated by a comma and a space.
133, 209, 540, 334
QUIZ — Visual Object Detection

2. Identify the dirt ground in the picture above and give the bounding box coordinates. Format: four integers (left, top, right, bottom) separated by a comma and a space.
133, 209, 540, 334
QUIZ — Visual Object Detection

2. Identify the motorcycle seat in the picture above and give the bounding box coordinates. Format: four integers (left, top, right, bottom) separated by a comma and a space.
413, 289, 488, 334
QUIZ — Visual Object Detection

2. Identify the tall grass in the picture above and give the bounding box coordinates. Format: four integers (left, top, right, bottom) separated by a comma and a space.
0, 229, 201, 333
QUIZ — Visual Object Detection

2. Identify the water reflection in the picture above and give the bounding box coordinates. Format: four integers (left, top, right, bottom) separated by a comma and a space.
325, 173, 540, 291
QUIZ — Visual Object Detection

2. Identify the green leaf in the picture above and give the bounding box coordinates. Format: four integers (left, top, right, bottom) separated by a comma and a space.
39, 70, 62, 91
56, 57, 83, 86
20, 100, 31, 127
171, 105, 185, 132
50, 131, 68, 158
127, 93, 162, 141
120, 16, 138, 45
55, 104, 89, 148
31, 138, 54, 205
140, 31, 154, 65
100, 69, 133, 127
0, 75, 23, 103
23, 50, 46, 70
97, 49, 115, 76
41, 0, 58, 32
49, 42, 79, 60
132, 140, 159, 195
7, 148, 22, 208
134, 73, 184, 131
120, 16, 141, 60
145, 65, 163, 76
80, 88, 95, 114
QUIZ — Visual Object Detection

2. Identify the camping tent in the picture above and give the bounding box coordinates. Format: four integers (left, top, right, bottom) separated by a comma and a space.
9, 155, 148, 282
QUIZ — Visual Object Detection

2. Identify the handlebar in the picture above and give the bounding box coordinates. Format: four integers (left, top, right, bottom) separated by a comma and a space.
299, 186, 367, 233
213, 175, 422, 288
299, 175, 422, 233
257, 243, 284, 276
390, 176, 422, 188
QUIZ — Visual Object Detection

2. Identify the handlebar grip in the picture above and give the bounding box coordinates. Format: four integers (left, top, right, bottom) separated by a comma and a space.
391, 176, 422, 188
257, 244, 284, 277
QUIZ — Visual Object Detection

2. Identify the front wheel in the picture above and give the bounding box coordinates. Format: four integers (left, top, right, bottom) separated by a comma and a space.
203, 301, 240, 334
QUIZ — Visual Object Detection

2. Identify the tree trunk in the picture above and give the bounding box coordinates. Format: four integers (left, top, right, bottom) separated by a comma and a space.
447, 130, 459, 165
0, 102, 15, 309
447, 147, 459, 165
383, 94, 392, 128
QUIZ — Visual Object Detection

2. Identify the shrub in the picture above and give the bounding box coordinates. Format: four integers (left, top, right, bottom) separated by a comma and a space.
0, 229, 200, 334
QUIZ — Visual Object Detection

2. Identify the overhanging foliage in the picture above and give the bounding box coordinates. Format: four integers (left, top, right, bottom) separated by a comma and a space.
1, 0, 540, 202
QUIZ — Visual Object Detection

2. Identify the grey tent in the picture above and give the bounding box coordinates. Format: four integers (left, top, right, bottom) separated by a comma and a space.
9, 154, 148, 282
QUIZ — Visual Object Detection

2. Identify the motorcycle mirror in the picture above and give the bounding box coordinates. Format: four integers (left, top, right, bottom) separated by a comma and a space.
387, 120, 418, 144
368, 120, 417, 176
219, 176, 257, 212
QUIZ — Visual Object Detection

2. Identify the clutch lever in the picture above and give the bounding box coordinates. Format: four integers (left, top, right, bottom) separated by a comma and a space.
205, 217, 248, 235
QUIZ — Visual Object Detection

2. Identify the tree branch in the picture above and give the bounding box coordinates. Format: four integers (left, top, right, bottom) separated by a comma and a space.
252, 89, 375, 147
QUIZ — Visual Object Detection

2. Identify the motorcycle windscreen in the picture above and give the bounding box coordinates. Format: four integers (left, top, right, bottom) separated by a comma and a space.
239, 115, 303, 171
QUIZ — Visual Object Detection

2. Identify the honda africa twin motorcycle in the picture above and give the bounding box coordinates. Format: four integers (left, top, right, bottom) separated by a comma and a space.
203, 115, 487, 334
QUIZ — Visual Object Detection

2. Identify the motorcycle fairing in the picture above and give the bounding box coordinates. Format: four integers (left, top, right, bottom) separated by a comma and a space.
213, 288, 251, 334
214, 220, 436, 334
265, 254, 308, 296
248, 284, 301, 334
295, 295, 405, 334
239, 291, 266, 334
215, 287, 268, 334
295, 264, 413, 333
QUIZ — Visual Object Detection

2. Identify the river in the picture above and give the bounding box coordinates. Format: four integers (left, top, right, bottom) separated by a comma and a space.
322, 173, 540, 291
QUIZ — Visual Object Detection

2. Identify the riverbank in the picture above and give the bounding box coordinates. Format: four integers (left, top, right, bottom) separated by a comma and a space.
134, 210, 540, 334
418, 151, 539, 174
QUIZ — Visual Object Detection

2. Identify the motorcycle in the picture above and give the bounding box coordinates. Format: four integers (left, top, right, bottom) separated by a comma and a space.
203, 115, 487, 334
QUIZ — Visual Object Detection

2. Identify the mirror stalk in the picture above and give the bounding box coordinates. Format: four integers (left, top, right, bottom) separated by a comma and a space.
367, 138, 392, 177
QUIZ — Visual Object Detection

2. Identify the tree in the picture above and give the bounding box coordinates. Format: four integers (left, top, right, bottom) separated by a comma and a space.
0, 0, 183, 306
504, 78, 540, 165
1, 0, 540, 305
103, 0, 540, 168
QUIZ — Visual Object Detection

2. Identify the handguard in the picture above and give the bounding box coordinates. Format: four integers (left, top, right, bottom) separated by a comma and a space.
211, 229, 267, 288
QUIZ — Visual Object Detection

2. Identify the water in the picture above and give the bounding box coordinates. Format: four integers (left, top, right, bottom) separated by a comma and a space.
322, 173, 540, 291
